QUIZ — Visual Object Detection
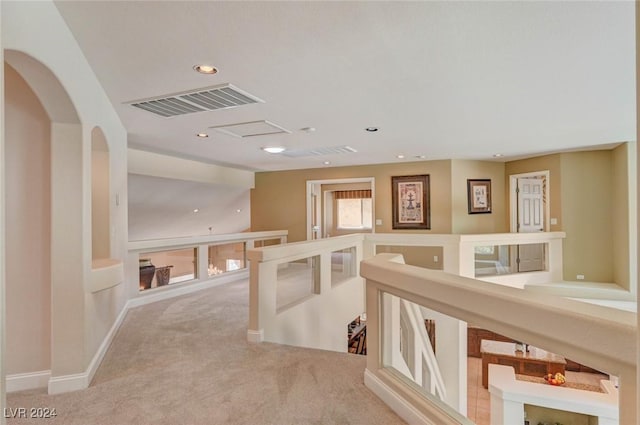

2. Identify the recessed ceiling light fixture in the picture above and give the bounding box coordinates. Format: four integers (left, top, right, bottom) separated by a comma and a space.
415, 155, 426, 159
193, 64, 218, 75
193, 208, 200, 213
262, 146, 286, 154
196, 133, 209, 138
365, 127, 379, 132
493, 153, 504, 158
236, 209, 242, 213
397, 154, 405, 159
323, 161, 331, 165
301, 127, 316, 133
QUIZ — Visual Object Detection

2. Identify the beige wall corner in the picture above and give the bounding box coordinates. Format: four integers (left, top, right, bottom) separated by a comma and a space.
560, 150, 614, 283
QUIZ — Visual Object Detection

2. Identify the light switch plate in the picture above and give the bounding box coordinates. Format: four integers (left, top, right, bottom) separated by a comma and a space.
375, 219, 382, 226
550, 218, 558, 225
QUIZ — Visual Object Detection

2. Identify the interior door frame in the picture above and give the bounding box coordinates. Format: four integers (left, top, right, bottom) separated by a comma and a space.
509, 170, 550, 233
305, 177, 375, 240
509, 171, 550, 272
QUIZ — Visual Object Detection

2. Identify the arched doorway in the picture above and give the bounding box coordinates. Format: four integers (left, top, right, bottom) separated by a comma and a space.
4, 50, 84, 393
4, 61, 52, 390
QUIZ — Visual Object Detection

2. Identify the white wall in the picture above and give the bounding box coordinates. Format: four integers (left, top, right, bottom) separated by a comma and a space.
2, 0, 129, 391
4, 63, 51, 375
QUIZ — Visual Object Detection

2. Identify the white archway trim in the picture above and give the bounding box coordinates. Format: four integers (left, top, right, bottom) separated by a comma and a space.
4, 51, 79, 124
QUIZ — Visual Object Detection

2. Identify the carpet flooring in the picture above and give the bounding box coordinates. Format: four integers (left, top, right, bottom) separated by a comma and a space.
7, 280, 405, 425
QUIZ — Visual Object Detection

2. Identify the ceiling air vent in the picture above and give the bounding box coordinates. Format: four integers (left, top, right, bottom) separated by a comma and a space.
209, 120, 291, 138
282, 146, 357, 158
126, 84, 264, 118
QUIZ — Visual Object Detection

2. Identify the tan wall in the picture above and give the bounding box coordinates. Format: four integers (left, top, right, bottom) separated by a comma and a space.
5, 63, 52, 374
376, 245, 444, 270
506, 150, 623, 283
560, 151, 614, 282
505, 153, 563, 232
450, 160, 508, 234
253, 150, 630, 286
612, 144, 630, 290
251, 160, 452, 242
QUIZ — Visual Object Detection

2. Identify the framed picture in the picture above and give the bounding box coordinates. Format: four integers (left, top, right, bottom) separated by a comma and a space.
467, 179, 492, 214
392, 175, 430, 229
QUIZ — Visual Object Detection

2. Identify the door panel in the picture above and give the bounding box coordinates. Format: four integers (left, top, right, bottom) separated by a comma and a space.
518, 243, 545, 272
518, 178, 544, 232
517, 177, 545, 272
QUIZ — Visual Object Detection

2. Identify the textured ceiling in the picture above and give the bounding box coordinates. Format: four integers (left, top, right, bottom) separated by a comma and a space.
55, 1, 635, 172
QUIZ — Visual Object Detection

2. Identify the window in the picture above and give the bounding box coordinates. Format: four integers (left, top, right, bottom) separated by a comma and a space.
474, 245, 495, 255
337, 198, 372, 229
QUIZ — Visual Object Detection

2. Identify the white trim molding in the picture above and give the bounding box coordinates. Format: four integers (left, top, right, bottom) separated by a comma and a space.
364, 369, 469, 425
6, 370, 51, 393
128, 270, 248, 309
47, 271, 250, 395
246, 329, 264, 343
48, 372, 87, 395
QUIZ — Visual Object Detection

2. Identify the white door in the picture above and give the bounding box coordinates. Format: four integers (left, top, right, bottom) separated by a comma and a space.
517, 177, 545, 272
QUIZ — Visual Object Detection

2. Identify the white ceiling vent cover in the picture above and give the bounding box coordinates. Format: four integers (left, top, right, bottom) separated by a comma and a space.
209, 120, 291, 138
126, 84, 264, 117
283, 146, 357, 158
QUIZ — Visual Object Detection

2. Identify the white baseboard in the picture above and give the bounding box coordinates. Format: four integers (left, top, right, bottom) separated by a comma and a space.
85, 297, 131, 386
48, 372, 88, 395
247, 329, 264, 343
6, 370, 50, 393
47, 272, 249, 395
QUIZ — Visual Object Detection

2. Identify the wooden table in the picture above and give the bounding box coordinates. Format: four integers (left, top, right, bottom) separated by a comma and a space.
481, 340, 566, 388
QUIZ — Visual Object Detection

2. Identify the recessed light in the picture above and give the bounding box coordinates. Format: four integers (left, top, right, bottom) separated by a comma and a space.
193, 208, 199, 213
236, 209, 242, 213
397, 154, 405, 159
365, 127, 379, 132
193, 64, 218, 75
493, 153, 504, 158
415, 155, 426, 159
323, 161, 331, 165
301, 127, 316, 133
196, 133, 209, 138
262, 146, 286, 154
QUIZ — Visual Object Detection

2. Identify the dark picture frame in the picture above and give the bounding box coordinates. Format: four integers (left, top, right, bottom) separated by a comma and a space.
467, 179, 492, 214
392, 175, 430, 229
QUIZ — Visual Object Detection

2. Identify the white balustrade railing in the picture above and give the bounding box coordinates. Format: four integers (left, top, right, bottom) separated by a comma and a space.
361, 252, 636, 425
246, 231, 637, 424
127, 230, 287, 300
247, 234, 366, 351
399, 298, 447, 401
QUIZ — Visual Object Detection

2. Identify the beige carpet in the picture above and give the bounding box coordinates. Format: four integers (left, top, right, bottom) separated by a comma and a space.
7, 280, 405, 425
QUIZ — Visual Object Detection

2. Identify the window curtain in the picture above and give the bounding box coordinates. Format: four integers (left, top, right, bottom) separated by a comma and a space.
333, 190, 372, 199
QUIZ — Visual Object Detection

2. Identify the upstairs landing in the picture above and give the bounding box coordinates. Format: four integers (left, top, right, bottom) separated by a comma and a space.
7, 279, 405, 425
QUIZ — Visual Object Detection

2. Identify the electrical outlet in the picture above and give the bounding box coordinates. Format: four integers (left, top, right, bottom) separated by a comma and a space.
433, 255, 439, 263
550, 218, 557, 225
577, 274, 585, 280
375, 219, 382, 226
